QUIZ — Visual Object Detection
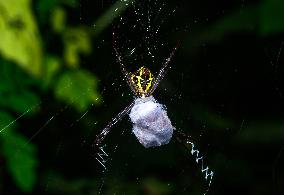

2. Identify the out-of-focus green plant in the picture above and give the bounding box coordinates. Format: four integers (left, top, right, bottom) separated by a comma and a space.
55, 70, 102, 111
0, 0, 43, 77
0, 58, 39, 192
187, 0, 284, 139
0, 0, 101, 192
0, 59, 40, 113
37, 0, 78, 23
63, 27, 92, 68
51, 6, 66, 33
142, 177, 173, 195
0, 112, 37, 192
41, 1, 101, 111
0, 0, 123, 189
187, 0, 284, 48
260, 0, 284, 35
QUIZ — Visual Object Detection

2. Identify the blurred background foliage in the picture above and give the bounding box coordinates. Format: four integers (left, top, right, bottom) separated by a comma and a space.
0, 0, 283, 194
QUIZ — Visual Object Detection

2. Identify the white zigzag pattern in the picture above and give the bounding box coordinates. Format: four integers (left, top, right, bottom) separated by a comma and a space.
96, 146, 109, 171
187, 141, 214, 194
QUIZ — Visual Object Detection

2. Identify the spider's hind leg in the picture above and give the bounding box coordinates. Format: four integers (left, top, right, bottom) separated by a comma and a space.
94, 101, 135, 147
94, 101, 135, 170
174, 130, 214, 195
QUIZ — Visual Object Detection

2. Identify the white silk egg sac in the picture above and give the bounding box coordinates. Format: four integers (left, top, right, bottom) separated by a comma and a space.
129, 96, 174, 148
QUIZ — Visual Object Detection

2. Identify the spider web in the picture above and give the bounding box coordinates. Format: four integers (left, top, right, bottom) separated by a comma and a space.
0, 0, 215, 194
113, 0, 179, 74
94, 0, 214, 194
5, 0, 283, 194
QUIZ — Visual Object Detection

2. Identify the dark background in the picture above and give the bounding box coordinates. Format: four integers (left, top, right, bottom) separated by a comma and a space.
0, 0, 284, 195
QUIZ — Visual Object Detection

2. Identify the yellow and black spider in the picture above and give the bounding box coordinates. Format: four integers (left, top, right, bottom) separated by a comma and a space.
94, 32, 214, 194
94, 31, 179, 148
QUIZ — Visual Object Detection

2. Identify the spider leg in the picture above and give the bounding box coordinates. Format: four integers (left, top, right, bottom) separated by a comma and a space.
147, 41, 180, 96
174, 130, 214, 195
112, 30, 137, 96
94, 101, 135, 147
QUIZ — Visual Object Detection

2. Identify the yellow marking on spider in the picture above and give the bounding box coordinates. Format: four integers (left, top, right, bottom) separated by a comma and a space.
145, 72, 153, 92
131, 66, 154, 97
136, 75, 143, 92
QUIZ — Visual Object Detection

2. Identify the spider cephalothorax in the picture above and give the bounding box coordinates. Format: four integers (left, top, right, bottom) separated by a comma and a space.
130, 66, 154, 97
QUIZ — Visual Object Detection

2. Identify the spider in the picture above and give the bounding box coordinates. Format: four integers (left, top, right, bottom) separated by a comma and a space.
94, 31, 179, 148
94, 32, 214, 194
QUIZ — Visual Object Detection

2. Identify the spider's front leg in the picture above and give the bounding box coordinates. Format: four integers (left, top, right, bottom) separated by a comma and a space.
94, 101, 135, 147
147, 41, 180, 96
112, 30, 138, 95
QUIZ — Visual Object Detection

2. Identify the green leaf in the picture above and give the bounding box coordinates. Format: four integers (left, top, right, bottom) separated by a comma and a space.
0, 111, 18, 133
0, 112, 38, 192
63, 27, 92, 68
0, 58, 40, 114
54, 70, 102, 111
50, 6, 66, 33
42, 55, 61, 88
260, 0, 284, 35
61, 0, 79, 7
36, 0, 59, 22
0, 0, 43, 77
37, 0, 78, 22
5, 90, 40, 114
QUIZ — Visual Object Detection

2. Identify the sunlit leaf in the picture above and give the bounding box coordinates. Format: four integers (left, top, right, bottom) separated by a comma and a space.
0, 0, 43, 77
51, 6, 66, 33
0, 112, 38, 192
63, 27, 92, 68
54, 70, 102, 111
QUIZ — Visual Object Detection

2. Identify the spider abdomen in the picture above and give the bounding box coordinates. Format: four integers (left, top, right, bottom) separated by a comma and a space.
129, 96, 174, 148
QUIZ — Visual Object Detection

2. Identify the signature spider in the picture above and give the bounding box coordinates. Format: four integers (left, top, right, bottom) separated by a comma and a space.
94, 32, 179, 148
94, 32, 214, 194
